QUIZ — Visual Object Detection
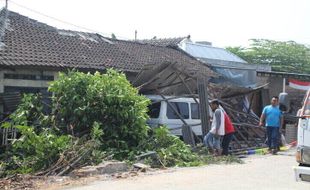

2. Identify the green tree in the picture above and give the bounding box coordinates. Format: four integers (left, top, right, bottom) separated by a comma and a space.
48, 69, 150, 158
226, 39, 310, 74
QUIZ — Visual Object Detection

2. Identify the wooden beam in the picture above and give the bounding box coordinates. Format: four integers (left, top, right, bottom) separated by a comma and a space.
234, 126, 252, 147
197, 76, 210, 137
176, 71, 199, 105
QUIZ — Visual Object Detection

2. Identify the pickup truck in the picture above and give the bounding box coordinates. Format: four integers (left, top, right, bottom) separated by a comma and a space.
294, 89, 310, 182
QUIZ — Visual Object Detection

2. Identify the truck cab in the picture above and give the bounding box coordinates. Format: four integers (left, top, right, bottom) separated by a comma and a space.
294, 89, 310, 182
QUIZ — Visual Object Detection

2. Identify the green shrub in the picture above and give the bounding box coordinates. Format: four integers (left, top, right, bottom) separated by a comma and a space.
143, 126, 201, 167
1, 126, 72, 175
141, 126, 243, 167
8, 94, 50, 131
0, 123, 106, 176
48, 69, 150, 159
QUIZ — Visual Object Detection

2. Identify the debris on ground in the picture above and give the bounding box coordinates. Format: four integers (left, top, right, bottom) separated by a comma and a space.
133, 163, 151, 172
0, 175, 37, 190
71, 161, 128, 177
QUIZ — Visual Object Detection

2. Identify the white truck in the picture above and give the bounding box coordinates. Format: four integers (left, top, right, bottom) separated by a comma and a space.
294, 89, 310, 182
146, 95, 204, 136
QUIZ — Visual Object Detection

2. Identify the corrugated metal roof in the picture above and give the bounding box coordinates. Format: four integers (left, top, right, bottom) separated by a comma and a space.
184, 42, 247, 64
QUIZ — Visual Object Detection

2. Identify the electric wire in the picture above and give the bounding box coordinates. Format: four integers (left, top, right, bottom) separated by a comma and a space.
6, 0, 131, 40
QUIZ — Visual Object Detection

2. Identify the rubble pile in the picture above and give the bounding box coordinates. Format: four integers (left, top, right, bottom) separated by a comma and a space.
0, 175, 37, 190
221, 96, 266, 151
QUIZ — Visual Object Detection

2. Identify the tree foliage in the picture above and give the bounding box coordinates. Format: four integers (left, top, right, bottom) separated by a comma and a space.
143, 126, 202, 167
139, 126, 242, 167
0, 122, 104, 176
1, 126, 72, 175
48, 69, 150, 158
226, 39, 310, 74
9, 94, 42, 126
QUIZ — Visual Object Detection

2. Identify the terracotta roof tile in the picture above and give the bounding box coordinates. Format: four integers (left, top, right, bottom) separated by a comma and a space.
0, 9, 214, 76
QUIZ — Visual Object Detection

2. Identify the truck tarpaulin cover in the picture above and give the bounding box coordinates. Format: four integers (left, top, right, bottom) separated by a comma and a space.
289, 79, 310, 91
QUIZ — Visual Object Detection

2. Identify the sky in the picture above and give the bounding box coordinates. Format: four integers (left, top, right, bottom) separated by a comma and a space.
1, 0, 309, 47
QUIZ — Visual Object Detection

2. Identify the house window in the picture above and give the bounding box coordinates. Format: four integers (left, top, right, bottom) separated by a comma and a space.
4, 73, 54, 81
166, 102, 189, 119
3, 86, 52, 114
148, 102, 161, 118
4, 86, 49, 94
191, 103, 200, 119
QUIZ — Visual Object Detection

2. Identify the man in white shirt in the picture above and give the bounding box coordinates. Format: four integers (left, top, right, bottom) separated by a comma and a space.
203, 99, 225, 156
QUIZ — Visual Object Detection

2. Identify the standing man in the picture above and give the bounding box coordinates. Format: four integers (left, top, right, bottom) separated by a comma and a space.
222, 111, 235, 156
259, 96, 283, 154
204, 99, 225, 156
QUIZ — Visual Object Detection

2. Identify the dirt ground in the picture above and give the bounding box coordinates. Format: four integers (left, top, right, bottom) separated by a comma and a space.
55, 149, 309, 190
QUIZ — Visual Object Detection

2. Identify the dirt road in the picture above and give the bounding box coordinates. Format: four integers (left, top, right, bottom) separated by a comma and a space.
62, 150, 309, 190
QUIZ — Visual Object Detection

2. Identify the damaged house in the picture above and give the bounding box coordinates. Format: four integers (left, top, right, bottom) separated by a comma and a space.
141, 37, 310, 149
0, 8, 272, 152
143, 37, 310, 116
0, 8, 214, 112
141, 37, 270, 113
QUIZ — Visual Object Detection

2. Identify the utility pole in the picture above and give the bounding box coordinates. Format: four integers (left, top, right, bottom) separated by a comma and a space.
283, 78, 286, 93
5, 0, 8, 9
135, 30, 137, 41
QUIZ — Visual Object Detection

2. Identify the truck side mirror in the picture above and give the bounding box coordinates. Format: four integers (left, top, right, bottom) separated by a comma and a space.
279, 92, 290, 112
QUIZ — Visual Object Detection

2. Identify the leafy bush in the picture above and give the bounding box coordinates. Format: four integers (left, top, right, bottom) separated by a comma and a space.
36, 122, 107, 176
0, 123, 107, 176
1, 126, 72, 175
143, 126, 201, 167
141, 126, 243, 167
7, 94, 50, 131
48, 69, 150, 158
